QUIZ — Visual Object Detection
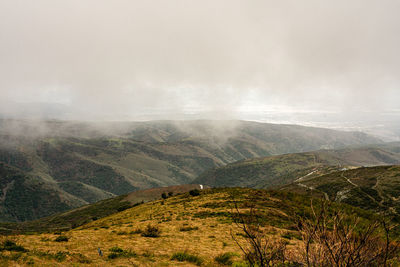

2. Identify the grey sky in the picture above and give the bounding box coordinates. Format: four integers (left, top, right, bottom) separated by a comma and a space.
0, 0, 399, 121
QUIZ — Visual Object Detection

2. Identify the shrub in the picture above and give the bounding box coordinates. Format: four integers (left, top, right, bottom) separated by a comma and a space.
71, 253, 91, 264
0, 240, 27, 252
107, 247, 137, 259
110, 247, 124, 253
231, 203, 286, 266
189, 189, 200, 196
171, 251, 203, 266
32, 250, 68, 262
141, 224, 161, 238
161, 192, 168, 199
54, 235, 69, 242
53, 251, 68, 262
296, 201, 400, 266
116, 231, 128, 235
215, 252, 239, 265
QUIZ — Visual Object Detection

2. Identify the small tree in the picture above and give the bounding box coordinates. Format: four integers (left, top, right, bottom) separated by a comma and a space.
161, 192, 167, 199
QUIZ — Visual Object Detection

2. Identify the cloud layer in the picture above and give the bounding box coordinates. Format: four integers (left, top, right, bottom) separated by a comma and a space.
0, 0, 399, 120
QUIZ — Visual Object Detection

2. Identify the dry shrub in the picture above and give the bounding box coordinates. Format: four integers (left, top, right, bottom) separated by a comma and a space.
141, 224, 161, 238
232, 198, 400, 267
296, 201, 400, 267
231, 203, 287, 267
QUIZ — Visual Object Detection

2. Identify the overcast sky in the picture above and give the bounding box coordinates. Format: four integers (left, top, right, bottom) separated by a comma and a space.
0, 0, 399, 121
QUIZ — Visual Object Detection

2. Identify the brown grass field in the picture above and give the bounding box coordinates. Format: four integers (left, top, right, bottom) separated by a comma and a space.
0, 187, 391, 266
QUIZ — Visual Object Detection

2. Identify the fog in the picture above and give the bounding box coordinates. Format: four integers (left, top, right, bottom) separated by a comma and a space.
0, 1, 399, 139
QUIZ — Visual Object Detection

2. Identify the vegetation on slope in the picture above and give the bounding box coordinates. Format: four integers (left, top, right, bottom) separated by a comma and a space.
0, 184, 203, 234
0, 120, 383, 222
193, 144, 400, 189
281, 165, 400, 216
0, 188, 397, 266
0, 163, 77, 222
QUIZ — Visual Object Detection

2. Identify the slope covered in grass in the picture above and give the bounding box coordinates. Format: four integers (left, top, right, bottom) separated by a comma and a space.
0, 185, 204, 234
0, 188, 387, 266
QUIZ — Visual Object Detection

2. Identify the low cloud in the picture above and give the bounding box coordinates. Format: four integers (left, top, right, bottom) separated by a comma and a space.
0, 0, 399, 120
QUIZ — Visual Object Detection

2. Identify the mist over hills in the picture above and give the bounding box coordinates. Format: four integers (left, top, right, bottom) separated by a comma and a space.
0, 119, 383, 222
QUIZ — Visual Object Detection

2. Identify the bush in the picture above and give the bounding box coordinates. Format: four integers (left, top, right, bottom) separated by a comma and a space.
296, 201, 400, 266
107, 247, 137, 259
110, 247, 124, 253
215, 252, 239, 265
141, 224, 161, 238
171, 251, 203, 266
189, 189, 200, 196
53, 251, 68, 262
32, 250, 68, 262
0, 240, 27, 252
161, 192, 168, 199
71, 253, 91, 264
54, 235, 69, 242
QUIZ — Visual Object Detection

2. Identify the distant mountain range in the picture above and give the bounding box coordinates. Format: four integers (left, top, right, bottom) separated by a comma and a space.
0, 119, 383, 222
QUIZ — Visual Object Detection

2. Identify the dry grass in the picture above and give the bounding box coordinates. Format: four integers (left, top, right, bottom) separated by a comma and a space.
1, 190, 272, 266
1, 188, 394, 266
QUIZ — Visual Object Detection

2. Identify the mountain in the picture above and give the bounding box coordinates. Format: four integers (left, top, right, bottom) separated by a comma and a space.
280, 165, 400, 216
0, 162, 80, 222
0, 119, 383, 222
192, 143, 400, 188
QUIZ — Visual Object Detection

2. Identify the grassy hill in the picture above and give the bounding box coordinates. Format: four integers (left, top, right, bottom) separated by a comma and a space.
0, 119, 383, 222
0, 184, 204, 234
192, 143, 400, 189
0, 187, 390, 266
280, 165, 400, 216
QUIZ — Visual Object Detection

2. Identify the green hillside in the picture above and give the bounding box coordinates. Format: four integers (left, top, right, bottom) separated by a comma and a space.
0, 119, 383, 222
192, 143, 400, 188
281, 165, 400, 216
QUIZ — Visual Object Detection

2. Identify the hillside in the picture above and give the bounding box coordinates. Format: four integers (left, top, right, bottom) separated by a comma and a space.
0, 184, 204, 234
193, 143, 400, 188
0, 187, 389, 266
0, 119, 382, 222
280, 165, 400, 216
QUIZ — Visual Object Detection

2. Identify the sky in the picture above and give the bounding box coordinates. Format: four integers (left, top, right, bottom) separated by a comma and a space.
0, 0, 399, 135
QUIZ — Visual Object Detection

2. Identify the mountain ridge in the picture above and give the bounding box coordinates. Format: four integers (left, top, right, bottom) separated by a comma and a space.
0, 119, 383, 222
